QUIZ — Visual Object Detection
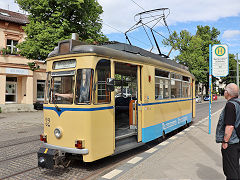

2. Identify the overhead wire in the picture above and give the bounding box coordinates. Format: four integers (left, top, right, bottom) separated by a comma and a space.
102, 22, 152, 47
130, 0, 175, 40
129, 0, 174, 54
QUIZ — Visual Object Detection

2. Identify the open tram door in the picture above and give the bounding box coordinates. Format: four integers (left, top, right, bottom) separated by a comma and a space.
113, 62, 143, 154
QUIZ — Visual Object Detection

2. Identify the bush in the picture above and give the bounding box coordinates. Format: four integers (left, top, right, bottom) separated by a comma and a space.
0, 107, 2, 113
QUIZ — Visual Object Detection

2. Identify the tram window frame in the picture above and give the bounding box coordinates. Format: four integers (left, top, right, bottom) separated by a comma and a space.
94, 59, 111, 104
49, 70, 75, 104
44, 72, 51, 104
155, 69, 170, 100
170, 73, 182, 98
75, 69, 94, 105
182, 76, 190, 98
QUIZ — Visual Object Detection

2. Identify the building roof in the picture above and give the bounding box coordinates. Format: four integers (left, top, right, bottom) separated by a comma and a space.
0, 8, 28, 25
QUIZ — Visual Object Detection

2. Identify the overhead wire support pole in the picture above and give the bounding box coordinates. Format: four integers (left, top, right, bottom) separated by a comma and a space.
237, 53, 239, 88
150, 29, 161, 55
125, 33, 132, 45
142, 25, 154, 51
209, 44, 212, 134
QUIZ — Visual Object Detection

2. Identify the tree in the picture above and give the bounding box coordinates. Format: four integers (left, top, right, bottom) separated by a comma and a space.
16, 0, 108, 60
163, 26, 221, 92
221, 54, 238, 85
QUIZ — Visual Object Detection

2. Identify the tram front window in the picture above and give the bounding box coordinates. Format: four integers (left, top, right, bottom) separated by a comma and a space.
75, 69, 93, 104
50, 72, 75, 104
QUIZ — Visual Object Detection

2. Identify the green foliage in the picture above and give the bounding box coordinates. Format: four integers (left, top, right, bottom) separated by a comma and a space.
0, 107, 1, 113
27, 62, 40, 71
1, 48, 11, 55
1, 48, 19, 56
221, 54, 238, 84
163, 25, 221, 87
16, 0, 108, 60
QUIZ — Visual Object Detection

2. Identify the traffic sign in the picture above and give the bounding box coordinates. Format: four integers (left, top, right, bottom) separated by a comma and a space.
212, 44, 229, 77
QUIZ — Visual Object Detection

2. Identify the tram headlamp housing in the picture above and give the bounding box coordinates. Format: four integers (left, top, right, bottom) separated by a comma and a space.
54, 128, 62, 139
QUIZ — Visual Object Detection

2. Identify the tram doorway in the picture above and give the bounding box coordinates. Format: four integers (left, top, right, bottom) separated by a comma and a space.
114, 62, 138, 139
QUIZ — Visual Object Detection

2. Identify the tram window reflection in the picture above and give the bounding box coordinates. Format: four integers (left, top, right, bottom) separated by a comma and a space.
94, 59, 111, 104
155, 68, 170, 100
75, 69, 93, 104
50, 75, 74, 104
171, 79, 181, 98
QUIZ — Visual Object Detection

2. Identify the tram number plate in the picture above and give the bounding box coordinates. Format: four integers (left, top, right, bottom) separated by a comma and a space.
45, 118, 51, 127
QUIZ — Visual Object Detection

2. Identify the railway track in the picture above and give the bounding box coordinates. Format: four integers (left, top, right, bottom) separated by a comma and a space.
0, 134, 165, 180
0, 135, 39, 149
0, 125, 189, 180
0, 119, 195, 180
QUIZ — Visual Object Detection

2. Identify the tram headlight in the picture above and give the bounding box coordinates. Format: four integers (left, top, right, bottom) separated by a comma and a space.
54, 128, 62, 139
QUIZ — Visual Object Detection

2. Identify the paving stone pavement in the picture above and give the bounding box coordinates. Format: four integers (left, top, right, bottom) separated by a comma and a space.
0, 111, 43, 142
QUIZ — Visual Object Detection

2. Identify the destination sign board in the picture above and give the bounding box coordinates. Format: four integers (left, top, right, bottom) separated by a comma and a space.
53, 59, 76, 70
212, 44, 229, 77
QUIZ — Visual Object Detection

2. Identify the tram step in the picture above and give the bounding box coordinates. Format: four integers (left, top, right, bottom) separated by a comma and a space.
115, 131, 137, 141
114, 140, 145, 155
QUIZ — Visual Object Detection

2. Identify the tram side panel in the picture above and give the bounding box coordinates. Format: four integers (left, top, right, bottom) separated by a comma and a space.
140, 65, 193, 143
192, 78, 196, 118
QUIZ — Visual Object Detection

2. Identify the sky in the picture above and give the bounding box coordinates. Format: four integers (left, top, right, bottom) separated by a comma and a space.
1, 0, 240, 59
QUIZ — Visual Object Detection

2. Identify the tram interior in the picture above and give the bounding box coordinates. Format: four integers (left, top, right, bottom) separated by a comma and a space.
114, 62, 137, 138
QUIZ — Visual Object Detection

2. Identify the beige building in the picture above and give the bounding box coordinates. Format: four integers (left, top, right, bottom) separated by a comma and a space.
0, 8, 46, 112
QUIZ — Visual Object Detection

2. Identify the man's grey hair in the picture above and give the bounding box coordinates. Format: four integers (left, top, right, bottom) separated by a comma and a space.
226, 83, 239, 97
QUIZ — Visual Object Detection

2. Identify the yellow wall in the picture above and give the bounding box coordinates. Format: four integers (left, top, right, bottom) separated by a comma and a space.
0, 74, 6, 104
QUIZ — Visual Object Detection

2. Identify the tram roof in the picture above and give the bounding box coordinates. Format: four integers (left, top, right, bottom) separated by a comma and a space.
48, 40, 194, 77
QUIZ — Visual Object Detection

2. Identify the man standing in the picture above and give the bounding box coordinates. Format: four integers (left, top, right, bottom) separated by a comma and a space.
216, 83, 240, 180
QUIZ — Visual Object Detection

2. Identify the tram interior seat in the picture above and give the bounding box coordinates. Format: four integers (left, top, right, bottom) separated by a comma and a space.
115, 97, 136, 129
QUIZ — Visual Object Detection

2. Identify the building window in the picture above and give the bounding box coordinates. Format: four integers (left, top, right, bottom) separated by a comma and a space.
6, 77, 17, 103
7, 39, 18, 54
155, 69, 170, 100
37, 80, 45, 101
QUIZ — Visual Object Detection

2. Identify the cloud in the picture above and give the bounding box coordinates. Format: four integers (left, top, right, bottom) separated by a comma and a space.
0, 0, 22, 13
98, 0, 240, 34
222, 30, 240, 39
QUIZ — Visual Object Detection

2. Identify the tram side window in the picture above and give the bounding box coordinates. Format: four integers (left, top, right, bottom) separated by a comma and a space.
155, 69, 170, 100
182, 76, 190, 98
75, 69, 93, 104
45, 72, 51, 103
171, 73, 182, 98
95, 59, 111, 104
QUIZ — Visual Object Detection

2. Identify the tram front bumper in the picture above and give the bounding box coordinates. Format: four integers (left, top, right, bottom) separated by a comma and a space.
43, 143, 89, 155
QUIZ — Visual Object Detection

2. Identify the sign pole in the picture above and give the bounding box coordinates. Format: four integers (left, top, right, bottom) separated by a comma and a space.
209, 44, 212, 134
237, 53, 239, 88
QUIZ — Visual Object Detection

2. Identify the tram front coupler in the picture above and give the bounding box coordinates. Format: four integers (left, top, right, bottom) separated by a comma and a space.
37, 147, 71, 169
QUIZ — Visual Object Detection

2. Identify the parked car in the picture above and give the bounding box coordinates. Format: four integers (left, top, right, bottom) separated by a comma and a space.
33, 101, 43, 110
213, 94, 218, 100
204, 95, 210, 101
196, 96, 202, 103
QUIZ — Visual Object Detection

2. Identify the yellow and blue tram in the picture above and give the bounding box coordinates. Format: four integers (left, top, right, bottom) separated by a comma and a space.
38, 37, 195, 169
